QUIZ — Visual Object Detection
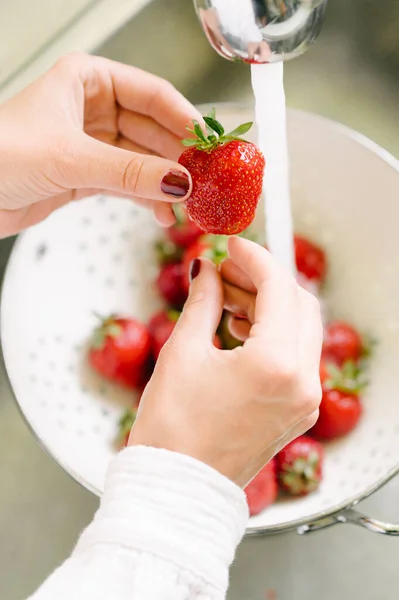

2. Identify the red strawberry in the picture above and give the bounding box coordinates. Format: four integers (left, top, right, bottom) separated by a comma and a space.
148, 310, 180, 361
294, 235, 326, 282
213, 333, 223, 349
323, 321, 363, 365
168, 205, 204, 249
156, 262, 187, 309
319, 357, 329, 385
88, 315, 151, 389
182, 235, 228, 292
311, 389, 362, 440
277, 436, 323, 496
245, 459, 278, 516
179, 111, 265, 235
311, 360, 366, 440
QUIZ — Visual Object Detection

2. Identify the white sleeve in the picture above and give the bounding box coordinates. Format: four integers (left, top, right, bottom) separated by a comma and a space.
27, 446, 248, 600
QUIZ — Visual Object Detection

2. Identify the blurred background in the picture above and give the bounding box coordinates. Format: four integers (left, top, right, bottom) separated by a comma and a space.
0, 1, 398, 599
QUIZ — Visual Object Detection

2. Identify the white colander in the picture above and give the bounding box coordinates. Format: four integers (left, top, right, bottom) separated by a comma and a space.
2, 106, 399, 536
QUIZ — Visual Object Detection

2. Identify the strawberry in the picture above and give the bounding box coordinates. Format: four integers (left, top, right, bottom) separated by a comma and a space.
88, 315, 151, 389
213, 334, 223, 350
179, 109, 265, 235
168, 205, 204, 248
182, 234, 228, 292
319, 356, 329, 385
311, 360, 367, 440
277, 436, 323, 496
148, 310, 181, 361
323, 321, 363, 365
155, 262, 187, 309
311, 389, 362, 440
245, 459, 278, 516
294, 235, 326, 283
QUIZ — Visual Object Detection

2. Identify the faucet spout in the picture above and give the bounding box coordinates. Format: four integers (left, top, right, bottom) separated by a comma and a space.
193, 0, 328, 64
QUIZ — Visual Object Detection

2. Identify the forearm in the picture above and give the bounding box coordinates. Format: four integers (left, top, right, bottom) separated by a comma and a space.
28, 447, 248, 600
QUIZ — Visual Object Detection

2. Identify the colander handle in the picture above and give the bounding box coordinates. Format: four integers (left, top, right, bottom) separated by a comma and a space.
298, 508, 399, 536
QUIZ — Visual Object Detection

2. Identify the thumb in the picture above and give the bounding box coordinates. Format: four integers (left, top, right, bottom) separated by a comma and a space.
173, 258, 224, 348
64, 134, 192, 202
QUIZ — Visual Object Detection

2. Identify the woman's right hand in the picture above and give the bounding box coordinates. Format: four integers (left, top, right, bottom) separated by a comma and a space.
129, 236, 323, 488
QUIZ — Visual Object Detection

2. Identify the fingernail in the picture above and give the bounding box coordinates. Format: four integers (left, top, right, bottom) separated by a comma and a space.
161, 170, 190, 198
189, 258, 201, 283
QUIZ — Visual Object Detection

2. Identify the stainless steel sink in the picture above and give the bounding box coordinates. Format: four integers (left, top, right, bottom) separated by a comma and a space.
0, 1, 398, 598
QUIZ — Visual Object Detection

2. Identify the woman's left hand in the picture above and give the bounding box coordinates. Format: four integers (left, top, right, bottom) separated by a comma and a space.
0, 53, 200, 237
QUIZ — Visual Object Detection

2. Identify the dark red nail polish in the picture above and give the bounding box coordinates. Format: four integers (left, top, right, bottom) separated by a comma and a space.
160, 170, 190, 197
189, 258, 201, 283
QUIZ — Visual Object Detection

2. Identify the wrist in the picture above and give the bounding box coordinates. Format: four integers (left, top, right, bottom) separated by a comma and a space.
75, 446, 248, 591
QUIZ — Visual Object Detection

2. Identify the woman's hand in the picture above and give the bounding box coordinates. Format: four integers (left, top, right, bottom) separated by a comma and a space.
129, 237, 323, 488
0, 53, 200, 238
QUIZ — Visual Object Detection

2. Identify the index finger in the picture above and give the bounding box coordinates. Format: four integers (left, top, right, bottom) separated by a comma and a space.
227, 237, 299, 349
103, 58, 203, 138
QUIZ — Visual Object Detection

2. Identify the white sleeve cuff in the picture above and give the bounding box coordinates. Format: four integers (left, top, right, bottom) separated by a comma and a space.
74, 446, 248, 592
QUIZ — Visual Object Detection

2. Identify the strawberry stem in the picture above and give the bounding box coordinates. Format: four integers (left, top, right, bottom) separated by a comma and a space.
324, 360, 369, 395
182, 108, 253, 152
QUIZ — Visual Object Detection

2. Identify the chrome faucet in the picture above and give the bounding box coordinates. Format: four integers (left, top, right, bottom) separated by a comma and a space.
193, 0, 328, 64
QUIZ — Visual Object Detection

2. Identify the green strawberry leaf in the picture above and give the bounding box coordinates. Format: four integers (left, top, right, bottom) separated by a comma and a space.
105, 323, 122, 338
205, 108, 216, 135
117, 408, 137, 444
225, 122, 253, 138
155, 239, 182, 265
181, 138, 200, 147
324, 360, 369, 394
167, 309, 181, 323
91, 327, 106, 350
203, 116, 225, 136
193, 121, 208, 144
